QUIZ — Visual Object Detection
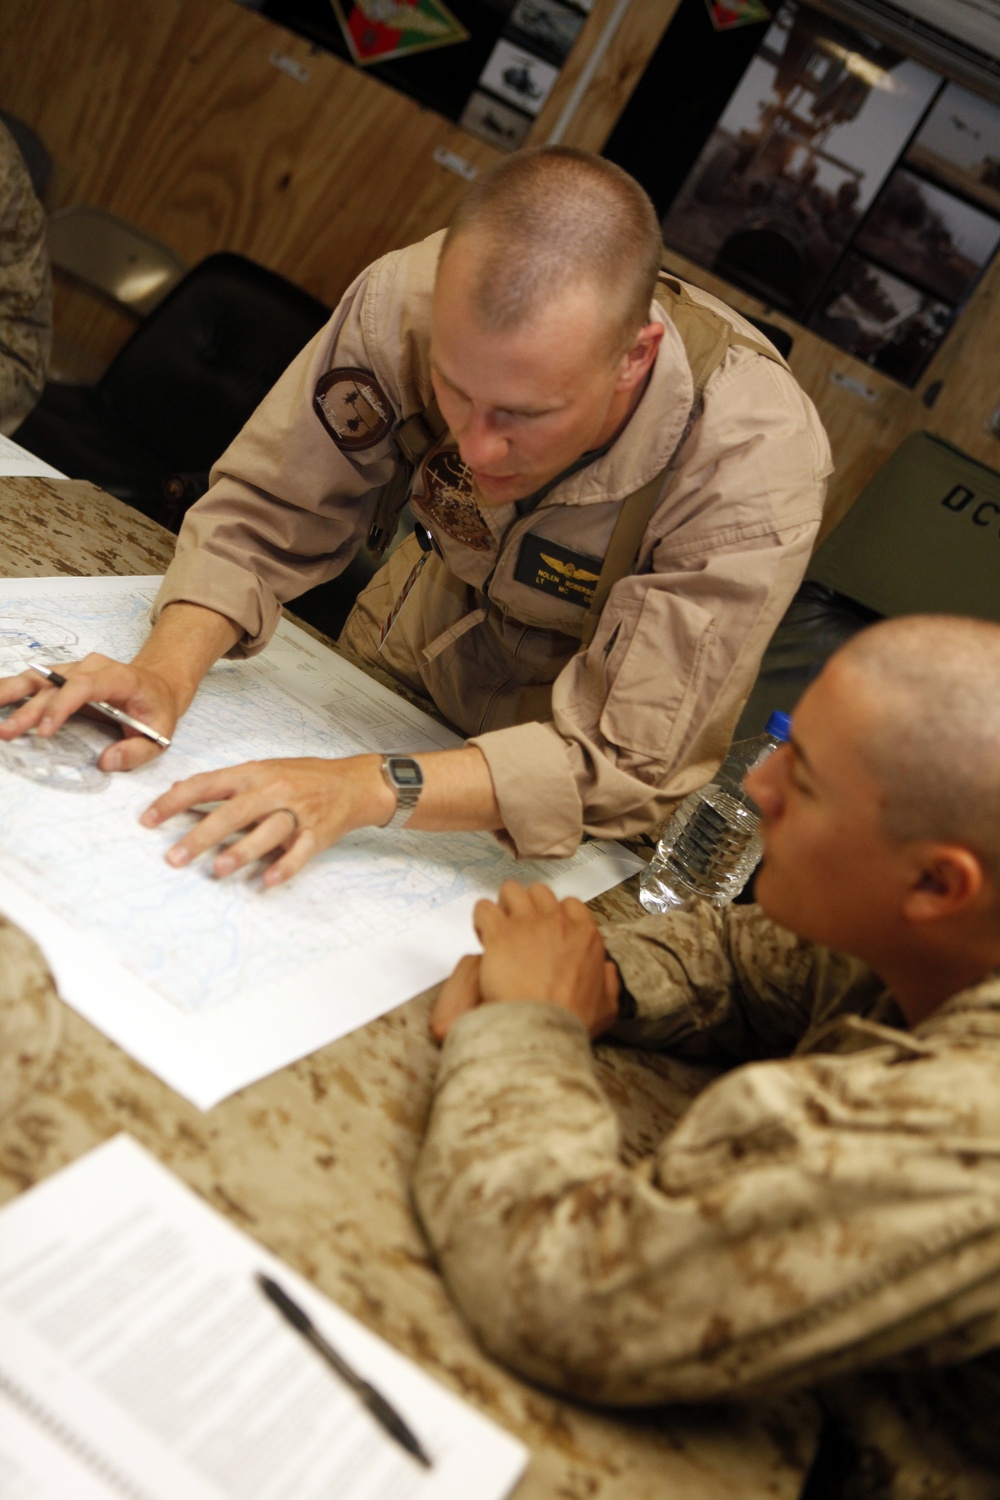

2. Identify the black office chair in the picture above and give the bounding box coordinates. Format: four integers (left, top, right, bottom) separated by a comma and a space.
13, 251, 331, 527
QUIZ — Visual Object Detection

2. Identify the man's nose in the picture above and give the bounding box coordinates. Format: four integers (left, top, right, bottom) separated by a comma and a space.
455, 409, 508, 470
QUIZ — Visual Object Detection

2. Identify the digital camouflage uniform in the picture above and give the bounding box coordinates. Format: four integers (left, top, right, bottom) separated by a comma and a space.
0, 914, 60, 1123
414, 903, 1000, 1498
155, 231, 831, 857
0, 120, 51, 437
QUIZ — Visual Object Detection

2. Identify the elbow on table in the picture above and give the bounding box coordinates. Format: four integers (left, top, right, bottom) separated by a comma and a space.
415, 1211, 705, 1406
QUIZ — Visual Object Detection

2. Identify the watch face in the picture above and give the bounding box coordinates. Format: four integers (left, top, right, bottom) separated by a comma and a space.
389, 757, 422, 788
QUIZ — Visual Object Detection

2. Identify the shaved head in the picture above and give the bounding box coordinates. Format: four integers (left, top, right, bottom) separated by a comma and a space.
441, 147, 663, 355
837, 616, 1000, 880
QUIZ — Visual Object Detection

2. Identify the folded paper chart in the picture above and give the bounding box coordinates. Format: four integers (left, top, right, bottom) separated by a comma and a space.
0, 575, 641, 1107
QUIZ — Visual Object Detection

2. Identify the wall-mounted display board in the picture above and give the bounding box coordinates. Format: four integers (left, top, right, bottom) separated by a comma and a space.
604, 0, 1000, 386
234, 0, 592, 150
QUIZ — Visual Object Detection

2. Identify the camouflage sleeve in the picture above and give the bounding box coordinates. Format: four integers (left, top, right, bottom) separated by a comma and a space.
602, 902, 886, 1062
413, 997, 1000, 1406
0, 123, 51, 437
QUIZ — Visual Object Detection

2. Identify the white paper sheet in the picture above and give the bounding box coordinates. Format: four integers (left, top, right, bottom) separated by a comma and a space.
0, 1135, 528, 1500
0, 434, 66, 478
0, 575, 642, 1107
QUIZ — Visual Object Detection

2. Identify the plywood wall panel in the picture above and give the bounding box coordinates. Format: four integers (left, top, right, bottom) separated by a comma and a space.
0, 0, 182, 208
0, 0, 503, 363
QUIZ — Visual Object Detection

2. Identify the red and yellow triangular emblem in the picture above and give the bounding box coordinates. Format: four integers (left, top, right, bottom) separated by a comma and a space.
704, 0, 771, 30
330, 0, 469, 66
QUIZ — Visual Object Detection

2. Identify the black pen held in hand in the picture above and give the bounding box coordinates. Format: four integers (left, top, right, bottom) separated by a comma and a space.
30, 665, 171, 750
255, 1272, 433, 1468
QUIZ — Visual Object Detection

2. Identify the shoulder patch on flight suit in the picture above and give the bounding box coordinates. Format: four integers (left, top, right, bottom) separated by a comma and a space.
313, 368, 394, 451
421, 449, 493, 552
514, 534, 602, 607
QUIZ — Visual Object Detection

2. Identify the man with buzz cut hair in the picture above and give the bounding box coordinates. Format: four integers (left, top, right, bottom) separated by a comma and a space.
441, 145, 664, 345
0, 148, 830, 887
415, 613, 1000, 1500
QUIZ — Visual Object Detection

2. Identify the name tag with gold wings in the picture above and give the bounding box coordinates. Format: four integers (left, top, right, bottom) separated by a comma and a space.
514, 533, 602, 606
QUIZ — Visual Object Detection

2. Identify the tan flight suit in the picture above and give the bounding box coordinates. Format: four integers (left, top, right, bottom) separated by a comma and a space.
414, 903, 1000, 1498
154, 231, 831, 857
0, 914, 60, 1123
0, 121, 51, 437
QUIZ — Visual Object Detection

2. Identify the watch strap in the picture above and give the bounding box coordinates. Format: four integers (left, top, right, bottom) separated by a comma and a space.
380, 756, 423, 832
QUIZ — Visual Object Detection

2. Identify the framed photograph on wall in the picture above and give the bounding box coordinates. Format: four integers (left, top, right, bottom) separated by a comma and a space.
809, 253, 954, 385
659, 1, 940, 317
906, 80, 1000, 217
854, 167, 1000, 303
606, 0, 1000, 387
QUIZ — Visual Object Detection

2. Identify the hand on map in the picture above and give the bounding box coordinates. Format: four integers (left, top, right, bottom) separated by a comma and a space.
430, 881, 619, 1042
0, 654, 178, 770
140, 753, 396, 887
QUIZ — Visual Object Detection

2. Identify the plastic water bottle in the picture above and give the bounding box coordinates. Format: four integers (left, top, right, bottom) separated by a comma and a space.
639, 711, 792, 914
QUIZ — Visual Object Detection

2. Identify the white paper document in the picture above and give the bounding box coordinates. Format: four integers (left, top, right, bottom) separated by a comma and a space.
0, 434, 66, 478
0, 575, 641, 1107
0, 1135, 528, 1500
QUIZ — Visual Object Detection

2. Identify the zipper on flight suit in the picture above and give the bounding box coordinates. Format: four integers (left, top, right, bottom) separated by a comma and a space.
472, 501, 555, 731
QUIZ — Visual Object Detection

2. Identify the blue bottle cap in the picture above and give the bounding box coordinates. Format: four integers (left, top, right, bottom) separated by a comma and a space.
764, 710, 792, 742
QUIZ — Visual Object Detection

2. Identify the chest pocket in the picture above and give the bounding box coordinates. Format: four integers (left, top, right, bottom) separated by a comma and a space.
513, 534, 602, 610
490, 504, 622, 634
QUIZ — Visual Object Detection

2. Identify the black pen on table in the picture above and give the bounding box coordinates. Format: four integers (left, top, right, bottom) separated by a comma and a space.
255, 1271, 433, 1469
29, 665, 171, 750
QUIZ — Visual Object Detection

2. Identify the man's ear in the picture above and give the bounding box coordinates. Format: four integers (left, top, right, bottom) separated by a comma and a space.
903, 844, 985, 923
615, 321, 663, 392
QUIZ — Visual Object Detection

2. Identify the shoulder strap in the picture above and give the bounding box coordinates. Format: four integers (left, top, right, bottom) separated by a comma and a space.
394, 397, 449, 465
579, 274, 790, 646
653, 273, 790, 378
367, 397, 449, 557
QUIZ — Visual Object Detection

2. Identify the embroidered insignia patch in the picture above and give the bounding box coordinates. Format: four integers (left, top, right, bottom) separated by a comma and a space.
420, 448, 493, 551
514, 533, 602, 607
314, 368, 394, 451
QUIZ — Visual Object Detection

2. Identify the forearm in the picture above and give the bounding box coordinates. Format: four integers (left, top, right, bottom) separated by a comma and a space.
132, 602, 242, 717
605, 906, 885, 1062
327, 743, 505, 838
416, 1002, 763, 1406
405, 745, 503, 833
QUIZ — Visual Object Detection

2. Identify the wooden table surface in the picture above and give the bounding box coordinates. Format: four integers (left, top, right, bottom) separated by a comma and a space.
0, 477, 812, 1500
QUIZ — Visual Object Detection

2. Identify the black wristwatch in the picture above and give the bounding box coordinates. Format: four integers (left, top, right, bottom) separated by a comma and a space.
380, 755, 424, 831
